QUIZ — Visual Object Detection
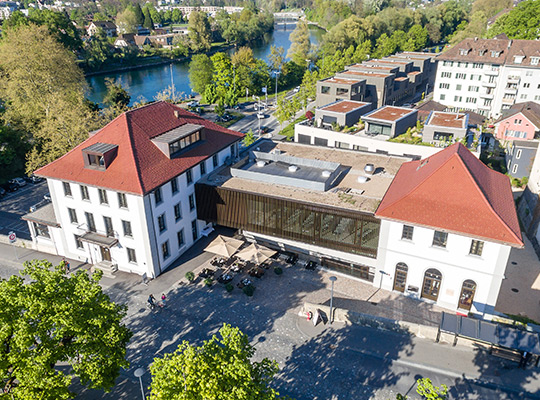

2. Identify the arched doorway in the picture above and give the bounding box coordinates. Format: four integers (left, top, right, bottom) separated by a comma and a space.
422, 268, 442, 301
393, 263, 408, 292
458, 280, 477, 311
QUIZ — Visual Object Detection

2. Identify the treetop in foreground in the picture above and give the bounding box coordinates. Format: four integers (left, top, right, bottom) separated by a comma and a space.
149, 324, 282, 400
0, 260, 132, 399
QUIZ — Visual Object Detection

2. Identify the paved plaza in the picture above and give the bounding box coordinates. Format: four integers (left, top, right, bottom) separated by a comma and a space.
0, 232, 540, 399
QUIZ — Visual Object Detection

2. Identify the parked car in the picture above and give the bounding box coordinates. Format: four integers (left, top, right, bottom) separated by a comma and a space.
257, 112, 266, 119
260, 126, 272, 134
0, 182, 18, 193
233, 104, 244, 110
402, 103, 414, 108
187, 100, 199, 107
9, 177, 26, 187
24, 175, 44, 184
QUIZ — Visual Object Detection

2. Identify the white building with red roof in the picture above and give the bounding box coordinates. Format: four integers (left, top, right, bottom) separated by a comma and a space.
375, 143, 523, 315
23, 102, 243, 278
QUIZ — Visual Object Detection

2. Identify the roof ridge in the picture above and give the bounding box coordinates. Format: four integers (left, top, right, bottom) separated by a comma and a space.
455, 152, 523, 245
376, 146, 459, 213
124, 112, 151, 194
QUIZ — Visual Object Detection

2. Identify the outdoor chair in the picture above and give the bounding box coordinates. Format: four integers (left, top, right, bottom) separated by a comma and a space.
217, 273, 234, 284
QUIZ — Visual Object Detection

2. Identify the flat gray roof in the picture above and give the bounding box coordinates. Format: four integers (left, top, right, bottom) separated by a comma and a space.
202, 140, 410, 213
22, 203, 59, 227
152, 123, 203, 143
83, 142, 118, 154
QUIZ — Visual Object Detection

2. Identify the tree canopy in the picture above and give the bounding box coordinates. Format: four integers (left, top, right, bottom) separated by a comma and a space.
0, 24, 100, 174
149, 324, 280, 400
189, 54, 214, 95
0, 260, 132, 399
488, 0, 540, 39
188, 10, 212, 52
287, 20, 311, 68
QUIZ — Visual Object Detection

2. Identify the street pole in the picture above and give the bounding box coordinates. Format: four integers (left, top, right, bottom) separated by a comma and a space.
275, 71, 279, 106
329, 276, 337, 324
134, 368, 145, 400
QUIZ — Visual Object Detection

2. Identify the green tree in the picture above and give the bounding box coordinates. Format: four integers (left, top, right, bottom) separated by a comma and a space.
0, 123, 30, 183
142, 6, 154, 30
0, 260, 132, 399
149, 324, 279, 400
116, 7, 137, 34
171, 8, 183, 23
0, 24, 99, 174
416, 378, 448, 400
268, 45, 285, 73
189, 54, 214, 95
134, 3, 144, 26
84, 28, 113, 70
242, 129, 255, 146
488, 0, 540, 39
407, 24, 428, 50
188, 10, 212, 52
103, 78, 131, 109
287, 20, 311, 68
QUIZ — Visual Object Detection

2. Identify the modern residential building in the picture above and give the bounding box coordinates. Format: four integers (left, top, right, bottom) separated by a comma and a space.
422, 111, 469, 143
505, 140, 538, 178
362, 106, 418, 138
87, 21, 118, 37
375, 143, 523, 315
23, 102, 243, 279
315, 77, 366, 108
434, 37, 540, 118
313, 100, 373, 129
494, 101, 540, 141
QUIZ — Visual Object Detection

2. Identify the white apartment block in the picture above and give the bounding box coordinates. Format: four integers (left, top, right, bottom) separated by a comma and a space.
24, 102, 242, 279
434, 37, 540, 118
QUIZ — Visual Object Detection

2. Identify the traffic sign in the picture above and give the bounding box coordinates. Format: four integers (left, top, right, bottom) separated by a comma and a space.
8, 231, 16, 243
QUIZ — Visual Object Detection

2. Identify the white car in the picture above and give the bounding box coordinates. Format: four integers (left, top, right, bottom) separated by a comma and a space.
9, 177, 26, 188
293, 86, 300, 93
187, 100, 199, 107
257, 112, 266, 119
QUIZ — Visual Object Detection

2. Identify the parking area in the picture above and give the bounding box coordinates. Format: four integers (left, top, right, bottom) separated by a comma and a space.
0, 181, 49, 240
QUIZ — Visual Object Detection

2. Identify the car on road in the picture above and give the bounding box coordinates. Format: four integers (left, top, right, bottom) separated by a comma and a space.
402, 103, 414, 108
9, 177, 27, 188
0, 182, 18, 193
259, 126, 272, 134
24, 175, 44, 184
187, 100, 199, 107
293, 86, 300, 93
233, 104, 244, 110
257, 112, 266, 119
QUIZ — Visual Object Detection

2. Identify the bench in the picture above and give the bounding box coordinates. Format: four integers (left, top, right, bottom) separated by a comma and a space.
490, 346, 522, 363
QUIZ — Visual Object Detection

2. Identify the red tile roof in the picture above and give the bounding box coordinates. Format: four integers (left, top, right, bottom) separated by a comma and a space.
375, 143, 523, 247
35, 101, 244, 195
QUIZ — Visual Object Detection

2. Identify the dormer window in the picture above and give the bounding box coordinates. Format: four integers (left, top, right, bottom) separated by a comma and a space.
459, 48, 468, 56
82, 142, 118, 171
151, 123, 205, 159
491, 50, 500, 57
478, 49, 486, 56
531, 57, 539, 65
514, 55, 525, 64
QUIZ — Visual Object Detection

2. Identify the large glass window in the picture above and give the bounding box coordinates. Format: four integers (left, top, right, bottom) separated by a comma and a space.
118, 192, 128, 208
321, 86, 330, 94
174, 203, 182, 221
157, 214, 166, 233
63, 182, 72, 197
469, 240, 484, 256
154, 187, 163, 205
103, 216, 114, 237
122, 220, 132, 237
177, 229, 185, 248
68, 208, 78, 224
81, 185, 90, 201
432, 231, 448, 248
191, 219, 198, 241
34, 222, 50, 238
186, 169, 193, 185
189, 194, 195, 211
393, 263, 408, 293
367, 123, 392, 136
195, 185, 380, 258
458, 280, 476, 310
85, 212, 96, 232
171, 177, 178, 194
401, 225, 413, 240
98, 189, 108, 205
127, 248, 137, 263
162, 241, 170, 260
422, 268, 442, 301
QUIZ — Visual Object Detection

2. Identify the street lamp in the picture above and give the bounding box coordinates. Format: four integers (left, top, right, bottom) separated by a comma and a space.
134, 367, 146, 400
274, 70, 281, 106
329, 276, 337, 324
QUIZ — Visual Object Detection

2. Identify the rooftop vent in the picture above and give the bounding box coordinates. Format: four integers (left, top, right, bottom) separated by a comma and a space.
288, 165, 298, 172
256, 160, 266, 167
357, 176, 369, 183
364, 163, 375, 175
174, 110, 179, 118
322, 170, 331, 178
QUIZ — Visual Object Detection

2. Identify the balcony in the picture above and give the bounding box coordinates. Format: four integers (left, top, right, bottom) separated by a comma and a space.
478, 103, 491, 110
482, 81, 496, 88
479, 92, 494, 99
504, 87, 518, 95
485, 68, 499, 76
502, 97, 515, 105
507, 76, 520, 84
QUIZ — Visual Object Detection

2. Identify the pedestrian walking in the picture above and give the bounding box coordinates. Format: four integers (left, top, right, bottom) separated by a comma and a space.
519, 351, 528, 369
147, 294, 156, 310
161, 293, 167, 306
61, 257, 70, 273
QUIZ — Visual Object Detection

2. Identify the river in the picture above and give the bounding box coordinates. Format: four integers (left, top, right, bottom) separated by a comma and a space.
86, 24, 325, 106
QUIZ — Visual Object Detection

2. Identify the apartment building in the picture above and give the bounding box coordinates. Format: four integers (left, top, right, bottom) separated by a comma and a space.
23, 102, 243, 279
422, 111, 469, 143
494, 101, 540, 141
434, 37, 540, 118
316, 52, 434, 109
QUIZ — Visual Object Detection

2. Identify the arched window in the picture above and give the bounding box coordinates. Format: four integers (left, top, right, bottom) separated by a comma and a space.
421, 268, 442, 301
458, 280, 477, 311
393, 263, 408, 293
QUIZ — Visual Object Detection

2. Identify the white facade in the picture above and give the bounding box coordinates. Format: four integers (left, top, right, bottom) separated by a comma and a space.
434, 60, 540, 119
376, 220, 511, 315
27, 145, 237, 279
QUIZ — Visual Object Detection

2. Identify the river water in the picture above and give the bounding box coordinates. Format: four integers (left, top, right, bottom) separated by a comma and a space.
86, 24, 325, 106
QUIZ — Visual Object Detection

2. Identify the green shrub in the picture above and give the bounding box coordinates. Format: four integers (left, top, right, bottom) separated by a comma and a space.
204, 277, 213, 287
243, 285, 255, 296
225, 283, 234, 292
274, 267, 283, 275
185, 271, 195, 282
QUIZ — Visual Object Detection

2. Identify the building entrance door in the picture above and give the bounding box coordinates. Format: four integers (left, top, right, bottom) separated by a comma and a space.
393, 262, 408, 293
458, 280, 476, 311
421, 268, 442, 301
100, 246, 111, 262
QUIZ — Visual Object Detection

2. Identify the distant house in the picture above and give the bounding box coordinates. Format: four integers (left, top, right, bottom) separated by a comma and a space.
506, 140, 539, 178
87, 21, 118, 37
148, 34, 175, 48
422, 111, 468, 143
114, 34, 136, 48
494, 102, 540, 141
134, 35, 151, 48
0, 1, 17, 20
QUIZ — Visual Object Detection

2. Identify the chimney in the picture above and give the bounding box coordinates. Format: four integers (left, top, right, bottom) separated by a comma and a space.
508, 40, 512, 48
174, 110, 179, 118
474, 37, 478, 41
